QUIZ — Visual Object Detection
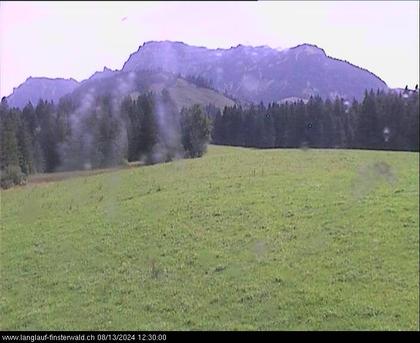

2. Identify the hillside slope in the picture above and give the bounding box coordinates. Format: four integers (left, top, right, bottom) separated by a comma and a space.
1, 146, 418, 330
66, 70, 235, 111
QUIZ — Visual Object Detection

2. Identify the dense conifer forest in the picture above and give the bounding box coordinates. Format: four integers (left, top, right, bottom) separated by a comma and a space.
212, 89, 419, 151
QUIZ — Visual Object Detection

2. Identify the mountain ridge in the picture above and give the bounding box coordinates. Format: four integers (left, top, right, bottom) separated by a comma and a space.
5, 77, 80, 108
123, 41, 386, 86
6, 40, 389, 108
121, 41, 388, 103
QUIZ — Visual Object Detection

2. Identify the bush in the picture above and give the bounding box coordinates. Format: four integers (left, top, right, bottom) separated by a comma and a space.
1, 165, 27, 189
121, 158, 130, 167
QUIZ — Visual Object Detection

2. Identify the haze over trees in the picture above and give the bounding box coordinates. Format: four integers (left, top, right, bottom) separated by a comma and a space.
0, 92, 212, 188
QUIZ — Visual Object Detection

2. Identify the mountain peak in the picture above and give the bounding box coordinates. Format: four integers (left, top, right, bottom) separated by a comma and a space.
24, 76, 79, 83
290, 43, 326, 56
85, 66, 116, 83
142, 40, 188, 48
7, 77, 79, 108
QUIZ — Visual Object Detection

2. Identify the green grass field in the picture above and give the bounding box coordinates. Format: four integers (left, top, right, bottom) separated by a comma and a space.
1, 145, 419, 330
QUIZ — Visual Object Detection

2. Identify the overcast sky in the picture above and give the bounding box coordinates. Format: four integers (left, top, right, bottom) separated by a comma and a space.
1, 1, 419, 97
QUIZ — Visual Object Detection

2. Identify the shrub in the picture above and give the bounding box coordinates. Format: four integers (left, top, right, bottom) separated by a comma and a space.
0, 165, 27, 189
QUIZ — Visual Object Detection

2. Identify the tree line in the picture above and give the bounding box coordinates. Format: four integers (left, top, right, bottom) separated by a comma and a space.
212, 89, 419, 151
0, 91, 211, 188
1, 88, 418, 189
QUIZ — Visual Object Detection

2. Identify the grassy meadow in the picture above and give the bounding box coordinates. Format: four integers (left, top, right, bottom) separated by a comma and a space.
0, 145, 419, 330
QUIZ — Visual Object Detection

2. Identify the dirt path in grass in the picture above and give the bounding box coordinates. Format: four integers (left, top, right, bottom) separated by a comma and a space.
28, 162, 144, 185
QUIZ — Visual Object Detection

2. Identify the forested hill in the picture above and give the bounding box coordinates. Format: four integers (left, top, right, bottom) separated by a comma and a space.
65, 70, 235, 112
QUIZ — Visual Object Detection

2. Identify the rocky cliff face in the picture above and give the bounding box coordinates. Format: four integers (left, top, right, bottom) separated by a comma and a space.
122, 41, 388, 102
